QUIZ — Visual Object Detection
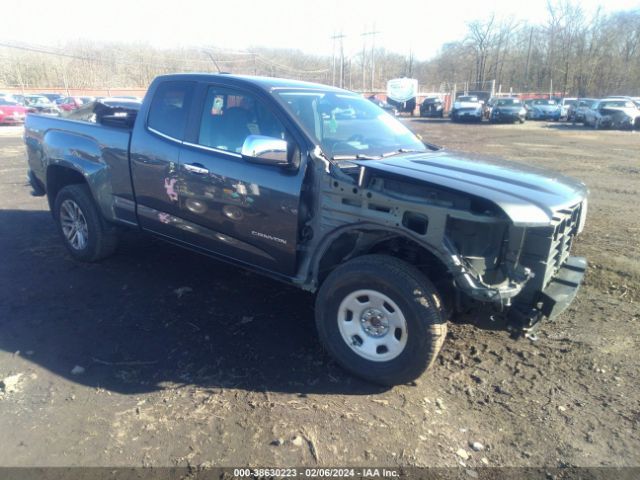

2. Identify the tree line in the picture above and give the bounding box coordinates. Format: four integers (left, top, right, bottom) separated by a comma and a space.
422, 2, 640, 96
0, 1, 638, 97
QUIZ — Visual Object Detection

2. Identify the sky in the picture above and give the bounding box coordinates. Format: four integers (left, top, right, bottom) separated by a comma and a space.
3, 0, 640, 60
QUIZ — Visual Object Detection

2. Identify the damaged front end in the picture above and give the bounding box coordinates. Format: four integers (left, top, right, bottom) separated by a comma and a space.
301, 149, 588, 337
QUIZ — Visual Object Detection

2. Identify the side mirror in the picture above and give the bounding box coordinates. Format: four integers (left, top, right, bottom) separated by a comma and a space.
241, 135, 289, 166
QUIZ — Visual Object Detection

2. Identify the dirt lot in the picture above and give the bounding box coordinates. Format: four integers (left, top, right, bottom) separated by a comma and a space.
0, 120, 638, 469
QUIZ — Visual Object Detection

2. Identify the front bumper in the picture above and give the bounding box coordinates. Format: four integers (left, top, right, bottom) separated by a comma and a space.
492, 112, 524, 122
421, 108, 443, 117
0, 114, 26, 124
452, 109, 482, 120
508, 256, 587, 333
531, 111, 561, 120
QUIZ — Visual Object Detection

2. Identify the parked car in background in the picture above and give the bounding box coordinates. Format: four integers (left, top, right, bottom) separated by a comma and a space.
559, 98, 577, 119
419, 97, 444, 118
80, 96, 96, 104
567, 98, 597, 124
489, 97, 526, 123
58, 96, 85, 112
584, 98, 640, 129
527, 99, 561, 121
368, 97, 399, 116
0, 97, 28, 124
39, 93, 64, 103
23, 95, 61, 116
111, 95, 144, 102
450, 95, 483, 122
483, 97, 496, 119
522, 99, 534, 115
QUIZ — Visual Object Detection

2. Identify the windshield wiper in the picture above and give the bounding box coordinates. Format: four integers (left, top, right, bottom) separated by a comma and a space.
332, 146, 440, 162
331, 154, 382, 161
380, 148, 426, 157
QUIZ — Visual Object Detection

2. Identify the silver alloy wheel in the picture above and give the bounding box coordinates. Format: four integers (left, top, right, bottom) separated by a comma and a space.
60, 199, 89, 250
337, 289, 408, 362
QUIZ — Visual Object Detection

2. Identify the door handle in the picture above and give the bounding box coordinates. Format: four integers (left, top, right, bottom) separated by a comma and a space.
184, 163, 209, 175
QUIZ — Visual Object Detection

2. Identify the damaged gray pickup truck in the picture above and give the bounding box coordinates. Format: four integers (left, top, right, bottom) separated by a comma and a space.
24, 74, 588, 386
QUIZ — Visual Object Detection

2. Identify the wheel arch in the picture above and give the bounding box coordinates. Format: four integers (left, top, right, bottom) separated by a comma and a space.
46, 164, 88, 212
308, 223, 455, 297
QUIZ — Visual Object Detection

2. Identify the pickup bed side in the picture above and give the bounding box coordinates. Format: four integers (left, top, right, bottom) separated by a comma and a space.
25, 114, 133, 224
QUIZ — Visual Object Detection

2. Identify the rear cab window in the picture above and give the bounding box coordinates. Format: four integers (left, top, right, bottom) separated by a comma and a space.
147, 81, 196, 140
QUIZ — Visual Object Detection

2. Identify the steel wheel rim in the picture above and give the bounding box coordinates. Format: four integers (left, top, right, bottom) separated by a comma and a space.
337, 289, 408, 362
60, 199, 89, 250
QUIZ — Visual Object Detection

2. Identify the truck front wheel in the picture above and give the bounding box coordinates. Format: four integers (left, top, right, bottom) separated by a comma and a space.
315, 255, 447, 386
54, 184, 118, 262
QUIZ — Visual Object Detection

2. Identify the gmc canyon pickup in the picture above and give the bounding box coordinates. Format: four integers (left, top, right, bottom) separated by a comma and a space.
24, 74, 588, 386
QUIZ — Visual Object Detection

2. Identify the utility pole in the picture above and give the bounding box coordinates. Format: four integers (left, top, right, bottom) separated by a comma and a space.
361, 30, 367, 92
339, 31, 345, 88
407, 48, 414, 77
524, 27, 533, 91
331, 32, 336, 86
362, 26, 380, 93
330, 32, 346, 87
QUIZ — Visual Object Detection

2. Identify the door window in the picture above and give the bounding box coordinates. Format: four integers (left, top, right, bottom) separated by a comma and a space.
147, 81, 195, 140
198, 87, 286, 154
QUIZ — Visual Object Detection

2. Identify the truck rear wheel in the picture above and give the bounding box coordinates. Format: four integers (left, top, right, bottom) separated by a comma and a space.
315, 255, 447, 386
53, 184, 118, 262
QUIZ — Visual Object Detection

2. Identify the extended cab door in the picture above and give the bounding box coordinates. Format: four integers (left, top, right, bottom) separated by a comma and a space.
130, 80, 196, 238
177, 83, 306, 276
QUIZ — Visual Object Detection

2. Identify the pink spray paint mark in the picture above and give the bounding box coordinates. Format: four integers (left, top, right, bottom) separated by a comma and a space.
164, 178, 178, 201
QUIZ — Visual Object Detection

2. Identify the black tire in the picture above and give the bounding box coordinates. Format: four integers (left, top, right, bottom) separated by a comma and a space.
53, 184, 118, 262
315, 254, 447, 386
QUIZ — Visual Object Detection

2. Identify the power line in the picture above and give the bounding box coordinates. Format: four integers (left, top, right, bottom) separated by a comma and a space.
0, 41, 187, 69
0, 41, 330, 76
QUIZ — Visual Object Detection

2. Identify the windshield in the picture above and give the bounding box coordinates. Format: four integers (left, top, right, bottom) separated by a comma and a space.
25, 96, 51, 105
458, 96, 478, 102
276, 90, 426, 159
0, 99, 20, 106
496, 99, 521, 106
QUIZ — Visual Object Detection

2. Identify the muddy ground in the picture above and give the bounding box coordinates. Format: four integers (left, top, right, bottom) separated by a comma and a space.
0, 120, 638, 468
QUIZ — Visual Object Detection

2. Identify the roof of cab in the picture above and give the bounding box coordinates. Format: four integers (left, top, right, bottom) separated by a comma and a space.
152, 72, 348, 93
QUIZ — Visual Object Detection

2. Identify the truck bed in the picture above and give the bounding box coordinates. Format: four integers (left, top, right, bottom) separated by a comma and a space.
24, 113, 136, 225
